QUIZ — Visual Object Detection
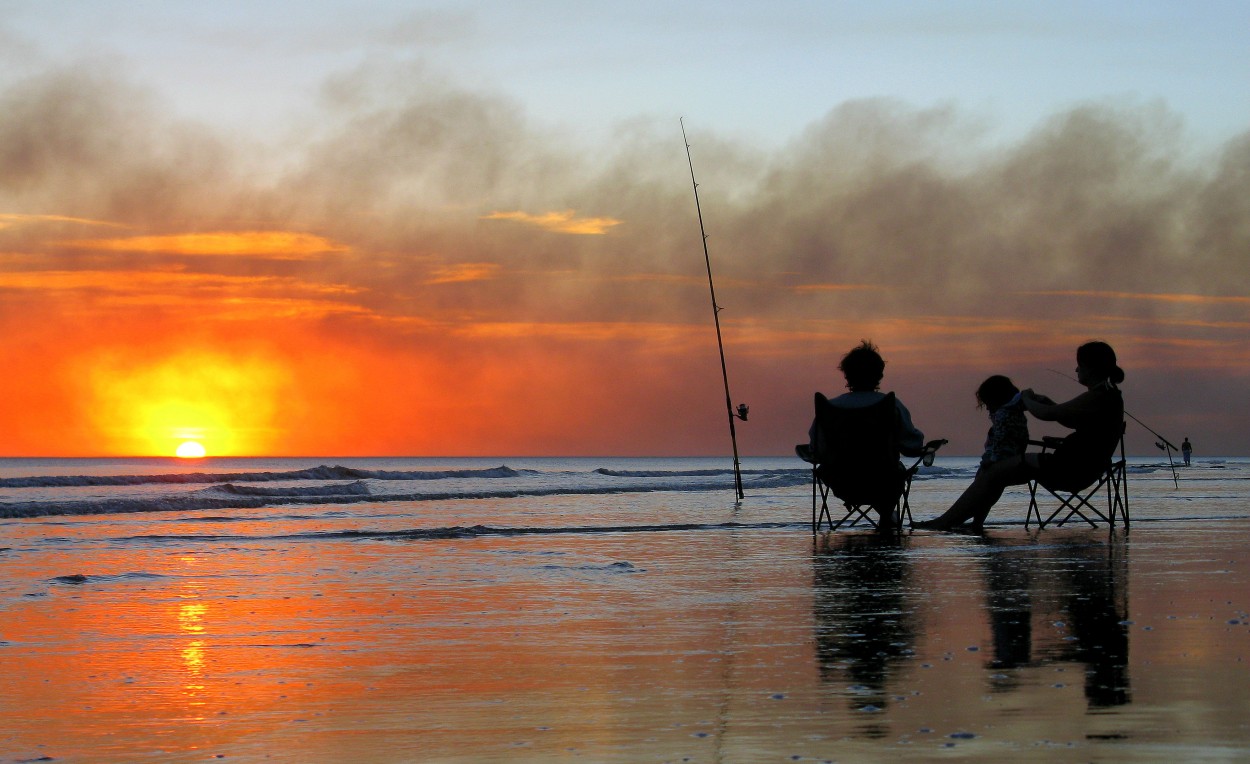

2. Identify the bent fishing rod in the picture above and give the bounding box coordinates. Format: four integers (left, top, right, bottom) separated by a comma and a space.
1047, 369, 1179, 488
681, 118, 746, 500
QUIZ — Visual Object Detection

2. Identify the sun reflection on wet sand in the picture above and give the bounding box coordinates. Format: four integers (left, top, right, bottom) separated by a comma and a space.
0, 498, 1249, 762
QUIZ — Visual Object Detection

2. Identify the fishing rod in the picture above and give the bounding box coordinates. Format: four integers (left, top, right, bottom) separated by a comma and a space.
681, 118, 746, 500
1046, 369, 1179, 488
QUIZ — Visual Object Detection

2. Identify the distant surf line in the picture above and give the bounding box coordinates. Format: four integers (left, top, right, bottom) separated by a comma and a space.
0, 473, 809, 520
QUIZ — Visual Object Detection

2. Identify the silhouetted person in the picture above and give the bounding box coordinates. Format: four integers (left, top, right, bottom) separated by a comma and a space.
802, 340, 926, 529
916, 341, 1124, 531
1181, 437, 1192, 466
975, 375, 1029, 474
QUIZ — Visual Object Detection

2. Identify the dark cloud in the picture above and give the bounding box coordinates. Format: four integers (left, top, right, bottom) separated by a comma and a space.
2, 61, 1248, 455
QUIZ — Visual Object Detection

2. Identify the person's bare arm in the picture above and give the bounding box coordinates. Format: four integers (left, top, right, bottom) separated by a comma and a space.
1022, 389, 1099, 422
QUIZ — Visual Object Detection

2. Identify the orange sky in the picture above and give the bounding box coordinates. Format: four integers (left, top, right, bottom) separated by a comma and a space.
1, 66, 1248, 457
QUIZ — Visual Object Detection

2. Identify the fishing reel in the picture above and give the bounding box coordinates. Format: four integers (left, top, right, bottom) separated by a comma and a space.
735, 403, 749, 421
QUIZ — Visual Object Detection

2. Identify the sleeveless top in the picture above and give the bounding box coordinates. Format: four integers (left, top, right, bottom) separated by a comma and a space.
1039, 385, 1124, 492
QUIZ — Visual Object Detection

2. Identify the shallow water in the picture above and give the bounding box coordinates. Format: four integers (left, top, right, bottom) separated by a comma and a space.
1, 458, 1248, 762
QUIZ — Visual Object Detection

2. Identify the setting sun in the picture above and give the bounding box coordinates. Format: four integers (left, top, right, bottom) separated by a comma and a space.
73, 348, 295, 456
175, 441, 207, 459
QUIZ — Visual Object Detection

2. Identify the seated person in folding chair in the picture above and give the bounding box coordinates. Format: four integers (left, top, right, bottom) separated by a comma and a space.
798, 340, 928, 530
915, 341, 1124, 532
973, 374, 1029, 476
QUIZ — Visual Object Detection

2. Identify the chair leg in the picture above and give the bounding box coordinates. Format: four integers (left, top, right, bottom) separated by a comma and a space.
812, 471, 827, 533
1108, 462, 1129, 527
1027, 463, 1130, 531
1120, 463, 1130, 527
832, 502, 875, 530
1026, 481, 1044, 528
811, 470, 817, 532
811, 468, 914, 533
812, 474, 836, 533
899, 478, 914, 528
1045, 493, 1097, 528
1041, 479, 1112, 528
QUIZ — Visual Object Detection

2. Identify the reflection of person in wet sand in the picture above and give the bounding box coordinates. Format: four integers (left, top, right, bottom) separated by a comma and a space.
1053, 538, 1131, 708
973, 534, 1130, 707
811, 534, 917, 737
976, 536, 1036, 684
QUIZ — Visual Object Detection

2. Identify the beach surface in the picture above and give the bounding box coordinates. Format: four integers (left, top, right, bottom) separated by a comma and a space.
2, 457, 1249, 762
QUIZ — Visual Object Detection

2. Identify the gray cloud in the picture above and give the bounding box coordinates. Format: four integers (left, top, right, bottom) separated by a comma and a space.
3, 61, 1248, 454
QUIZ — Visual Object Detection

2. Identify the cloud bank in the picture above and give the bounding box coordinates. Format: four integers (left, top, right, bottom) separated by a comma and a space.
1, 60, 1247, 456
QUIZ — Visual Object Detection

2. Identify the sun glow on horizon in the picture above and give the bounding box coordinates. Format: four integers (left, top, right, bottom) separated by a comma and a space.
175, 440, 207, 458
79, 348, 294, 457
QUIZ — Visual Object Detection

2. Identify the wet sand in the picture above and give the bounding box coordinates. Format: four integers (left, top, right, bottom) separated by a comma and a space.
2, 502, 1250, 762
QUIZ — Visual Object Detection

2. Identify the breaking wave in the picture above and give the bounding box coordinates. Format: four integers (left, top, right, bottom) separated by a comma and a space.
0, 465, 813, 520
0, 465, 523, 489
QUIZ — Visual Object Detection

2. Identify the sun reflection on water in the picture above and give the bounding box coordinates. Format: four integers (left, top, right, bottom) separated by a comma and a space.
178, 603, 207, 635
177, 590, 209, 716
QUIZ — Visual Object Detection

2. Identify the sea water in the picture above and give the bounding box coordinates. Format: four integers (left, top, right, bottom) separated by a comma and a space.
0, 455, 1245, 526
2, 455, 1249, 762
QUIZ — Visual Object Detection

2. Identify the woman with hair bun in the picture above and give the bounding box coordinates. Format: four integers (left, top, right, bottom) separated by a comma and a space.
915, 341, 1125, 531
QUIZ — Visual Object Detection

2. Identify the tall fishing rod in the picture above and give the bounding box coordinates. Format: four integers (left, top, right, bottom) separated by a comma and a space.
1046, 369, 1179, 488
681, 118, 746, 500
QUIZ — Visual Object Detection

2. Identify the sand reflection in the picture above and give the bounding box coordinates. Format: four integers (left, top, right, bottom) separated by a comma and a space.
976, 533, 1037, 703
976, 533, 1131, 706
5, 506, 1246, 761
811, 529, 1133, 740
811, 533, 918, 737
1034, 535, 1131, 708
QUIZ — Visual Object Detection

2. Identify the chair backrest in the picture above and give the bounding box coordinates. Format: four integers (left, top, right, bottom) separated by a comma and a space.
811, 392, 902, 504
1040, 416, 1127, 494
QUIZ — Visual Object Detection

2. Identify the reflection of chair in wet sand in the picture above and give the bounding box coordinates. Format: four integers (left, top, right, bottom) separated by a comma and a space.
811, 533, 916, 736
1025, 424, 1129, 529
1053, 536, 1131, 708
977, 537, 1036, 680
798, 393, 944, 532
978, 533, 1131, 708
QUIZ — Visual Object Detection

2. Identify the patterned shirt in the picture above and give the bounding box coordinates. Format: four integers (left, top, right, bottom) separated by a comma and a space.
982, 404, 1029, 468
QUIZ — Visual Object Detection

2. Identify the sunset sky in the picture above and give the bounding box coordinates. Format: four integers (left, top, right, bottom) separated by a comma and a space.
2, 1, 1248, 457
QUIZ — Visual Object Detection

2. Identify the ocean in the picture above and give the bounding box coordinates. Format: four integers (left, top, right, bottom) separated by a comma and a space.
1, 454, 1244, 528
3, 455, 1249, 762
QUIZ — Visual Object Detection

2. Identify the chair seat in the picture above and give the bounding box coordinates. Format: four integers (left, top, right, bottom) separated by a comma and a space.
1025, 427, 1129, 529
801, 392, 942, 532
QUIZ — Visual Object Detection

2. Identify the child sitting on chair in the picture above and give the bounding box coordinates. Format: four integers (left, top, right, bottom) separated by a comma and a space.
976, 375, 1029, 473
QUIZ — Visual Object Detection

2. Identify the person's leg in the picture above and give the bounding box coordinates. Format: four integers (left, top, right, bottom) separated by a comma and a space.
874, 503, 897, 530
874, 464, 909, 530
918, 455, 1036, 530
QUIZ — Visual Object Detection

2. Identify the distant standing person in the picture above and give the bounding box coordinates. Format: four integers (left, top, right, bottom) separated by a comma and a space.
1182, 437, 1193, 466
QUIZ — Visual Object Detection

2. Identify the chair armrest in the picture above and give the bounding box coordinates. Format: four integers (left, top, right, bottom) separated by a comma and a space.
904, 439, 947, 467
921, 438, 946, 467
1028, 436, 1066, 454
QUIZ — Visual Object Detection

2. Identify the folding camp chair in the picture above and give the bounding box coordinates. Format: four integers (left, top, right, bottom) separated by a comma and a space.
797, 392, 944, 532
1025, 424, 1129, 529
